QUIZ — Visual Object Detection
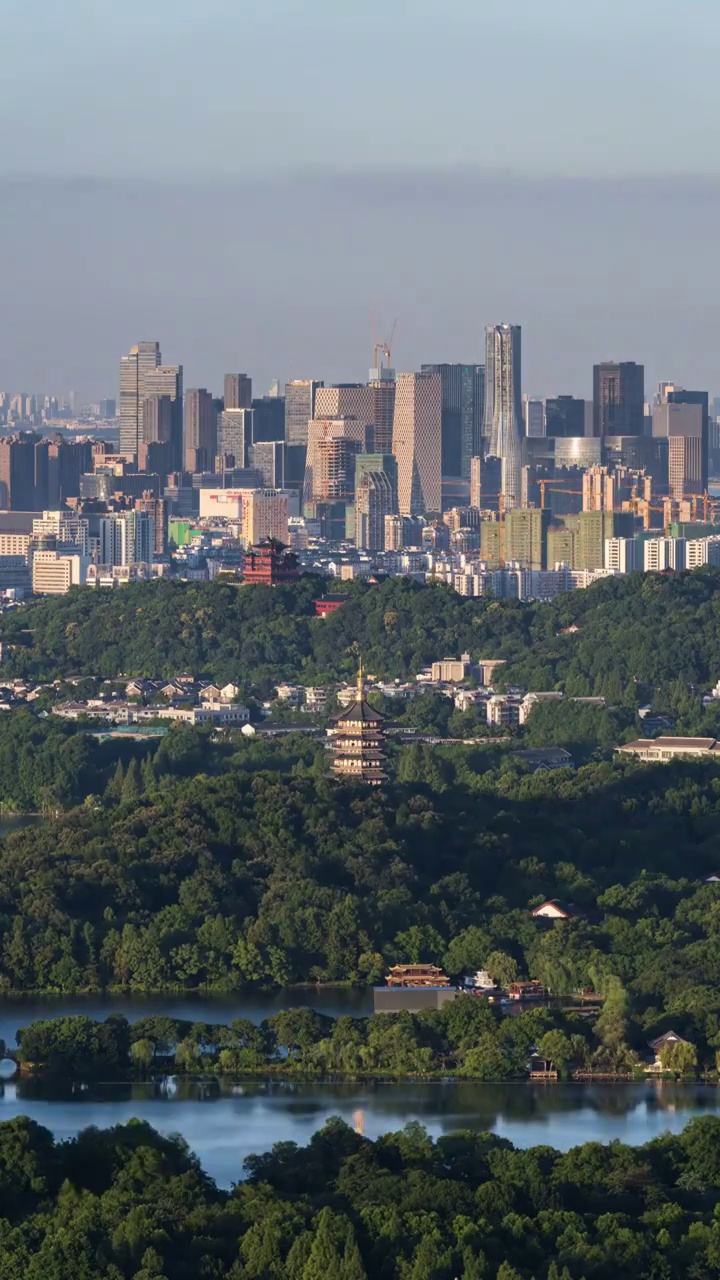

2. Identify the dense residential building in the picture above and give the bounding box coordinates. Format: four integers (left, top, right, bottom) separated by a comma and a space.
99, 510, 154, 566
135, 493, 167, 556
32, 510, 89, 555
392, 370, 442, 515
592, 361, 644, 437
484, 324, 522, 509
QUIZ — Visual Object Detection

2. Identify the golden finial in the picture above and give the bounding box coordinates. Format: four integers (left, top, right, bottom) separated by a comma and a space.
357, 658, 364, 701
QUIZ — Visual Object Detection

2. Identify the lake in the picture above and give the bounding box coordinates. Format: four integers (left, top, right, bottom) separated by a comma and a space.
0, 989, 374, 1048
0, 1077, 716, 1188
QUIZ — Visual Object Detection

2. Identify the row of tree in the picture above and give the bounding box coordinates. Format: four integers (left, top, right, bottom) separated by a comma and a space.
13, 1001, 707, 1081
1, 1111, 720, 1276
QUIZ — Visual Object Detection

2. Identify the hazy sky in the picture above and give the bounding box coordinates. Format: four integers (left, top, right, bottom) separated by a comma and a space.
1, 1, 719, 398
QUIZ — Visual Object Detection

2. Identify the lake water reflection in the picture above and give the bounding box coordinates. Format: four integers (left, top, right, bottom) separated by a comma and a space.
0, 1077, 716, 1188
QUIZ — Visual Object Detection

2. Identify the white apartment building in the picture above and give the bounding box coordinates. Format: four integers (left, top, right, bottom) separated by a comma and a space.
32, 551, 87, 595
605, 537, 637, 573
643, 538, 686, 571
486, 695, 521, 727
99, 511, 154, 566
32, 510, 90, 555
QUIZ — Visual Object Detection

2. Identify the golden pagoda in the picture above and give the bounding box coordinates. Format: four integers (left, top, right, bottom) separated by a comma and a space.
328, 661, 388, 785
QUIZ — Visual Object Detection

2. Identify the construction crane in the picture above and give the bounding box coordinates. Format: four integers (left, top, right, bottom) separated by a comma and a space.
371, 318, 396, 373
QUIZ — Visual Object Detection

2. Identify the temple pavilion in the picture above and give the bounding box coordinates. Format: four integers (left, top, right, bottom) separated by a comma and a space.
328, 662, 388, 785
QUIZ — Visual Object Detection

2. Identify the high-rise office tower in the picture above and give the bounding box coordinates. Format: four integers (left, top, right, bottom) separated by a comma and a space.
224, 374, 252, 411
284, 380, 323, 447
218, 409, 252, 468
522, 396, 545, 439
47, 439, 93, 505
251, 395, 285, 443
592, 362, 644, 437
483, 325, 522, 509
367, 377, 397, 455
667, 389, 709, 490
354, 454, 398, 550
546, 395, 586, 439
0, 434, 41, 510
652, 402, 706, 498
184, 388, 217, 473
135, 492, 167, 556
303, 418, 371, 509
284, 379, 324, 497
143, 365, 183, 470
249, 441, 285, 489
392, 371, 442, 516
315, 384, 375, 428
421, 364, 485, 481
119, 341, 161, 457
143, 395, 174, 446
99, 399, 116, 419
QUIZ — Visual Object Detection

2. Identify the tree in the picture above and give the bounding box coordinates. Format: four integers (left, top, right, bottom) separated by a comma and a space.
484, 951, 519, 987
302, 1208, 367, 1280
659, 1039, 697, 1075
130, 1039, 154, 1073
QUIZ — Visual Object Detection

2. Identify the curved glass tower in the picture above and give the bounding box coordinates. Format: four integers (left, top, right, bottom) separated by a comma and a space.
484, 324, 522, 509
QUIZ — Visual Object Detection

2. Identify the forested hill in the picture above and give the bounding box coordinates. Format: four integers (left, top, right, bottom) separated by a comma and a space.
3, 568, 720, 695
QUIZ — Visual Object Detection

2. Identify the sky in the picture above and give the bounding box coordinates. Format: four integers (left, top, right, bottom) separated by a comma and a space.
1, 0, 720, 398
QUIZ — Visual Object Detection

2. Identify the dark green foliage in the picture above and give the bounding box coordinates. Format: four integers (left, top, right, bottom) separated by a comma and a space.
5, 569, 720, 699
0, 1114, 719, 1277
1, 755, 720, 1073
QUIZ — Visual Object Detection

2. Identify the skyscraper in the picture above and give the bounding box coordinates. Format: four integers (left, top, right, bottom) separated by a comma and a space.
522, 396, 545, 438
143, 395, 174, 446
303, 418, 371, 509
224, 374, 252, 410
392, 371, 442, 515
0, 434, 40, 510
652, 402, 705, 498
184, 388, 217, 473
218, 409, 252, 468
355, 454, 398, 550
421, 363, 485, 481
484, 325, 522, 509
546, 396, 586, 439
249, 441, 285, 489
119, 341, 161, 458
285, 379, 323, 447
592, 362, 644, 437
143, 365, 183, 470
667, 388, 709, 491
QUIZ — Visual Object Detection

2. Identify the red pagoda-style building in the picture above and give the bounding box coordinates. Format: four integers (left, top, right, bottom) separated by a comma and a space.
328, 662, 388, 785
242, 540, 300, 586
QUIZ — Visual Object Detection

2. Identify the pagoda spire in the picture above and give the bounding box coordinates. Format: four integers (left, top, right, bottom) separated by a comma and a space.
357, 657, 364, 702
